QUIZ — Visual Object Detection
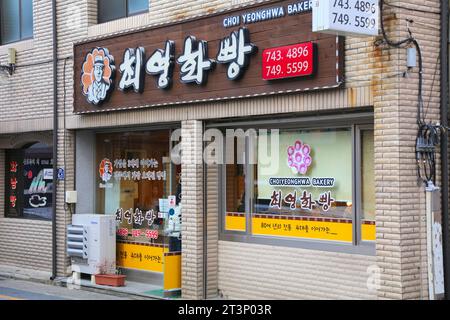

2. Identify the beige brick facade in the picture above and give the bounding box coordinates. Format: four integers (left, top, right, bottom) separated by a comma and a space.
0, 0, 445, 299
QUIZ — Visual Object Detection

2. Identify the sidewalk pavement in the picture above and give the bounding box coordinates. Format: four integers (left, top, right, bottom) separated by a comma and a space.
0, 276, 134, 300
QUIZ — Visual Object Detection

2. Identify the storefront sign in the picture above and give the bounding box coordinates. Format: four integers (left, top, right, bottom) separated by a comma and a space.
262, 42, 315, 80
117, 242, 167, 273
226, 213, 375, 241
81, 48, 115, 105
269, 189, 335, 211
312, 0, 379, 36
112, 158, 166, 182
252, 214, 353, 242
74, 0, 343, 114
223, 1, 313, 28
9, 161, 18, 209
116, 208, 158, 228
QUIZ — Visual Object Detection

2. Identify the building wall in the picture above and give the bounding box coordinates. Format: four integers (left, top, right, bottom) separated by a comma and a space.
181, 120, 205, 299
374, 1, 441, 300
53, 2, 379, 296
0, 0, 443, 299
0, 0, 54, 133
0, 135, 53, 276
217, 241, 378, 300
0, 0, 55, 278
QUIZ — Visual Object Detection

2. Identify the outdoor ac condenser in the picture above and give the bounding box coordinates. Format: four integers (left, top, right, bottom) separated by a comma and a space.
67, 214, 116, 275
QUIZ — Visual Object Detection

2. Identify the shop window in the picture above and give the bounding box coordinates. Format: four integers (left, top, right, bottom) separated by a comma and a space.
0, 0, 33, 45
4, 143, 53, 220
360, 128, 375, 242
98, 0, 149, 24
221, 122, 375, 248
225, 138, 246, 232
95, 130, 182, 277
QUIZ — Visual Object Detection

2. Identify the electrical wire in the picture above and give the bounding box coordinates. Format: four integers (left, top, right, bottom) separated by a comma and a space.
379, 0, 440, 185
423, 54, 440, 123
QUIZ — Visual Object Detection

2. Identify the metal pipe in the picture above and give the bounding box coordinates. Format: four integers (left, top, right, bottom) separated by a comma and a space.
202, 121, 207, 300
440, 0, 450, 300
50, 0, 58, 281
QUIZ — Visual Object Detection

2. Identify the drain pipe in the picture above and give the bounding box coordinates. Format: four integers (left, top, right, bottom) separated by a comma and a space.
50, 0, 58, 281
202, 121, 208, 300
440, 0, 450, 300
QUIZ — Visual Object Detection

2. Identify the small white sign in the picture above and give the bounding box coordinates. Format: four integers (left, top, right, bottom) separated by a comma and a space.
312, 0, 379, 37
44, 169, 53, 180
168, 195, 177, 207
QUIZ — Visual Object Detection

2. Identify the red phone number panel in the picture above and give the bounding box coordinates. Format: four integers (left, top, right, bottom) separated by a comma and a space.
262, 42, 315, 81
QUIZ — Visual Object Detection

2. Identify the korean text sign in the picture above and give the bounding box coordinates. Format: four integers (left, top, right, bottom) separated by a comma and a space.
262, 42, 315, 80
73, 0, 343, 114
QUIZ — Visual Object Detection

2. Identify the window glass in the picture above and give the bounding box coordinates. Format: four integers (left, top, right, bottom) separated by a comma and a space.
225, 139, 246, 232
1, 0, 20, 44
128, 0, 148, 15
361, 129, 375, 241
98, 0, 149, 23
252, 128, 353, 242
98, 0, 126, 24
5, 143, 53, 220
95, 130, 182, 273
21, 0, 33, 39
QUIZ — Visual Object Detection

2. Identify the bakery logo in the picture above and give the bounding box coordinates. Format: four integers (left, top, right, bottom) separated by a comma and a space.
81, 47, 115, 105
99, 158, 113, 183
287, 140, 312, 175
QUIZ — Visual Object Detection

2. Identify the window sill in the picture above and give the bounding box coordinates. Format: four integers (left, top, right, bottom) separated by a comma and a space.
219, 233, 376, 256
88, 13, 151, 39
0, 39, 34, 55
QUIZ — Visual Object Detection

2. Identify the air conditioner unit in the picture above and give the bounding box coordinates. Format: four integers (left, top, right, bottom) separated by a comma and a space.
67, 214, 116, 275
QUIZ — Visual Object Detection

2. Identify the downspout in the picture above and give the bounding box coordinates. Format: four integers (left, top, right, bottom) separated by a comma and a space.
440, 0, 450, 300
202, 121, 207, 300
50, 0, 58, 281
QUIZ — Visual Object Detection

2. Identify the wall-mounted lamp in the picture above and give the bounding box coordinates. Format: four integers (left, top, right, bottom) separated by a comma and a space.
0, 48, 16, 76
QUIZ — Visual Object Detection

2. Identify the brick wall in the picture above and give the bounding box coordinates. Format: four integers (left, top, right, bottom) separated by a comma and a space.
0, 0, 54, 130
0, 145, 53, 275
181, 120, 205, 299
218, 241, 378, 300
374, 1, 441, 300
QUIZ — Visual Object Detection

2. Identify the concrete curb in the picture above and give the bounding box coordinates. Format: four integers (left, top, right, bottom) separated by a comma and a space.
53, 277, 171, 300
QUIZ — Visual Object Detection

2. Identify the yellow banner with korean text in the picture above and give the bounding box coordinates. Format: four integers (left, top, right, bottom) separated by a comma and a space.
116, 241, 168, 273
251, 215, 376, 242
225, 213, 246, 232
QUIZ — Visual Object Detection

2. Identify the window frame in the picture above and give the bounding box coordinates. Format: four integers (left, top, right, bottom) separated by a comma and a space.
356, 124, 376, 246
0, 0, 34, 46
97, 0, 149, 24
91, 124, 181, 215
214, 113, 375, 256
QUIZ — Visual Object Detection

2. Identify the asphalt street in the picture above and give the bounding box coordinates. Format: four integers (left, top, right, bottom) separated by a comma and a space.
0, 277, 130, 300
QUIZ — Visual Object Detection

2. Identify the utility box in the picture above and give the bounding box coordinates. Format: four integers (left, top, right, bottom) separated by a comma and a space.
67, 214, 116, 275
65, 190, 78, 204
